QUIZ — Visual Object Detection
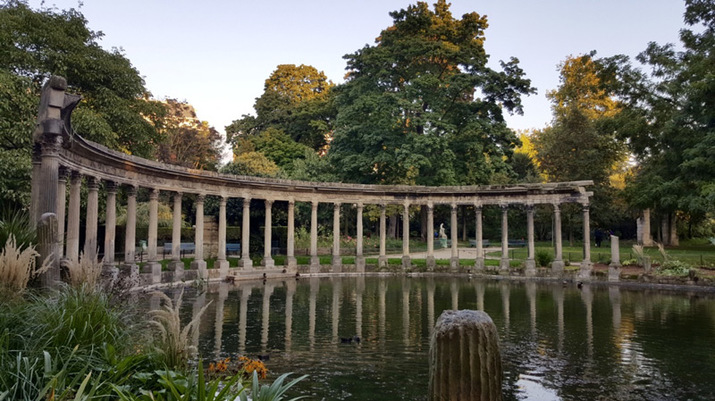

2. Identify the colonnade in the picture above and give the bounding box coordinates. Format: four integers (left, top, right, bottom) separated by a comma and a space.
31, 76, 596, 287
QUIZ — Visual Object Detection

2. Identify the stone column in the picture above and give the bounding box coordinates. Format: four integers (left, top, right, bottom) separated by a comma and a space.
216, 196, 229, 277
240, 198, 253, 270
123, 185, 137, 269
402, 202, 411, 269
609, 235, 621, 282
579, 203, 593, 280
286, 200, 297, 270
36, 137, 62, 287
65, 171, 81, 263
56, 167, 68, 258
475, 205, 484, 271
310, 200, 320, 272
379, 204, 387, 268
145, 188, 162, 281
500, 205, 510, 271
551, 203, 565, 273
356, 202, 365, 272
30, 145, 41, 226
103, 181, 117, 267
263, 199, 275, 268
426, 203, 435, 271
83, 177, 99, 260
450, 203, 459, 271
332, 202, 342, 271
525, 205, 536, 276
191, 194, 207, 277
169, 192, 184, 274
642, 209, 653, 246
429, 310, 503, 401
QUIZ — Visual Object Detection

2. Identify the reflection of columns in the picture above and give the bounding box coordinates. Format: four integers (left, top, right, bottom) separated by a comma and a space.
379, 279, 387, 347
57, 167, 68, 258
500, 205, 510, 271
450, 203, 459, 271
426, 203, 435, 270
170, 192, 183, 272
103, 181, 117, 266
526, 282, 536, 335
261, 284, 274, 353
402, 278, 411, 346
451, 280, 459, 310
191, 292, 206, 348
331, 278, 341, 344
581, 284, 594, 358
309, 277, 318, 350
475, 205, 484, 270
552, 204, 564, 273
379, 204, 387, 268
356, 276, 364, 341
310, 201, 320, 272
356, 203, 365, 272
554, 286, 564, 352
427, 278, 435, 334
525, 205, 536, 275
238, 286, 251, 355
402, 203, 411, 269
191, 195, 207, 277
501, 284, 510, 331
286, 200, 297, 270
579, 203, 593, 279
123, 185, 137, 266
66, 171, 81, 262
475, 281, 485, 311
285, 279, 295, 352
240, 198, 252, 269
332, 203, 342, 271
609, 287, 621, 333
216, 196, 229, 276
214, 284, 228, 358
263, 199, 275, 268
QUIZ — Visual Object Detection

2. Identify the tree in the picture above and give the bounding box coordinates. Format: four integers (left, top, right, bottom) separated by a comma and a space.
327, 0, 535, 186
613, 0, 715, 240
222, 153, 280, 178
226, 64, 336, 151
156, 99, 223, 171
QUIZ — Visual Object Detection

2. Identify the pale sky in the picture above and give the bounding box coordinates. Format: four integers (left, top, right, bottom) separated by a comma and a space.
31, 0, 686, 145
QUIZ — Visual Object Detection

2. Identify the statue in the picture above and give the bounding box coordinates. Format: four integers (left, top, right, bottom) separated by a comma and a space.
439, 223, 448, 248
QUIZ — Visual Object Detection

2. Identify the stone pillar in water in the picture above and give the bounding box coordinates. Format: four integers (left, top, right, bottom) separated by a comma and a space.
609, 235, 621, 282
429, 309, 502, 401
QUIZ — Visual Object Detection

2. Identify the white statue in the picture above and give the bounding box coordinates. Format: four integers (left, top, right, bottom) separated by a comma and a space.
439, 223, 447, 239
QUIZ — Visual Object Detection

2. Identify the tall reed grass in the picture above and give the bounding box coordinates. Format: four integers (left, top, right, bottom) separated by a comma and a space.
0, 235, 48, 294
65, 251, 103, 289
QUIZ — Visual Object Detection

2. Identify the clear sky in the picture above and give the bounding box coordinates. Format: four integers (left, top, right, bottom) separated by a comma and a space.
31, 0, 686, 139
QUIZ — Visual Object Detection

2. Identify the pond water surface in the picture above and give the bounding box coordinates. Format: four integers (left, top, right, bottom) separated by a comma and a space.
164, 276, 715, 400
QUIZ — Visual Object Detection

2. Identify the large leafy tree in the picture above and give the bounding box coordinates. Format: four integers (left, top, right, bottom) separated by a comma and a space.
0, 1, 166, 209
328, 0, 535, 186
614, 0, 714, 237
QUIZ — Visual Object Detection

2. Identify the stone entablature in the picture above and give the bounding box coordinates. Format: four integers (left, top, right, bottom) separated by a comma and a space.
31, 76, 594, 288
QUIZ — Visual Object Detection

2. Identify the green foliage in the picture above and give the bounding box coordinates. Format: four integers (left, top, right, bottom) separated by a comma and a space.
535, 250, 553, 267
328, 0, 535, 186
249, 127, 312, 170
237, 371, 308, 401
0, 209, 35, 250
222, 153, 280, 178
657, 259, 692, 277
116, 201, 175, 228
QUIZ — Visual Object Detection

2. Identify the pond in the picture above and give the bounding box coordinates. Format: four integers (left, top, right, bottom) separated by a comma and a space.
163, 276, 715, 400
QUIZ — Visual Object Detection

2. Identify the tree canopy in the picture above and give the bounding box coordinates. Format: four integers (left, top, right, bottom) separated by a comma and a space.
327, 0, 535, 186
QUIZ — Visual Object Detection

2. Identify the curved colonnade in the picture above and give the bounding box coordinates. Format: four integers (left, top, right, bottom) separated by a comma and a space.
31, 77, 594, 287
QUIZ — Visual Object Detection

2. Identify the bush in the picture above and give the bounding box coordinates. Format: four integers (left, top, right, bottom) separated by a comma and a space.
535, 250, 553, 267
657, 259, 692, 276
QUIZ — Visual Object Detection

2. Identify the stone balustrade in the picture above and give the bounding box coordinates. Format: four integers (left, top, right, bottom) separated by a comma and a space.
31, 76, 595, 287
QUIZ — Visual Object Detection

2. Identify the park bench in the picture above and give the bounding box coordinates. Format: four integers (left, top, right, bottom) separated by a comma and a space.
226, 243, 241, 255
507, 239, 526, 247
469, 239, 491, 247
162, 242, 196, 258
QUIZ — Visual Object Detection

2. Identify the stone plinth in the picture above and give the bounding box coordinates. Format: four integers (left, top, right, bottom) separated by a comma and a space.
429, 309, 502, 401
609, 235, 621, 282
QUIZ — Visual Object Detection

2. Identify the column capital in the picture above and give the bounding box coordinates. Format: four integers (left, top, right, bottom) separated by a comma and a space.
427, 201, 434, 210
312, 200, 319, 209
149, 188, 160, 200
70, 170, 81, 182
288, 198, 295, 206
473, 202, 482, 210
553, 203, 561, 213
58, 166, 69, 181
525, 204, 535, 212
124, 184, 137, 196
451, 203, 458, 211
582, 203, 590, 212
220, 195, 228, 205
173, 191, 183, 198
356, 201, 363, 209
86, 176, 99, 190
500, 204, 509, 211
105, 180, 117, 193
243, 197, 251, 206
265, 199, 274, 207
334, 202, 341, 209
380, 203, 386, 210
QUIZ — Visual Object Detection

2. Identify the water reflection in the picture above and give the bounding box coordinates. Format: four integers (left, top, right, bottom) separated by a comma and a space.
168, 277, 715, 401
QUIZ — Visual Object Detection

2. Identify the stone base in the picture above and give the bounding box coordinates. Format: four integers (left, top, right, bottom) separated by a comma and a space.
356, 256, 366, 273
215, 259, 230, 278
475, 257, 485, 271
169, 259, 184, 272
378, 255, 388, 269
145, 261, 162, 284
524, 259, 536, 276
310, 256, 321, 273
551, 260, 565, 275
402, 255, 411, 270
499, 257, 510, 271
239, 258, 253, 270
332, 255, 342, 273
286, 256, 298, 272
608, 264, 621, 282
262, 257, 275, 269
120, 263, 139, 281
191, 259, 207, 279
426, 256, 436, 271
578, 261, 593, 280
450, 257, 460, 272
